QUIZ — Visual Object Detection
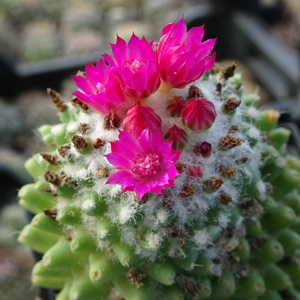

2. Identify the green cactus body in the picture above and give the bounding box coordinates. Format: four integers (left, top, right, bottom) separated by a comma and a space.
18, 20, 300, 300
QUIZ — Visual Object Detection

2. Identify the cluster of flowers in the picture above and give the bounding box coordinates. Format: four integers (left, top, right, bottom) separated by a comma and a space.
72, 18, 217, 199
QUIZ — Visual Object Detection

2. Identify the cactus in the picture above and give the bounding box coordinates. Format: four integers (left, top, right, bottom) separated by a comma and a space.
18, 18, 300, 300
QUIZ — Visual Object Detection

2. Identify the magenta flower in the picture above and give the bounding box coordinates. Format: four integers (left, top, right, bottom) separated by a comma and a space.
122, 103, 162, 138
156, 18, 216, 90
105, 129, 181, 199
72, 59, 133, 115
103, 34, 160, 100
181, 97, 216, 132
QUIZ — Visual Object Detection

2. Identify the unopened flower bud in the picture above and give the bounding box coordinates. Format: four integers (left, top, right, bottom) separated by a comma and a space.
193, 141, 212, 158
188, 166, 203, 178
164, 125, 188, 151
123, 103, 162, 138
166, 96, 185, 117
181, 98, 216, 132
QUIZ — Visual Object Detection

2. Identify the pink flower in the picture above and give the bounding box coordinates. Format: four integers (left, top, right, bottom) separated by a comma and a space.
105, 129, 181, 199
123, 103, 162, 138
72, 59, 133, 115
156, 18, 216, 90
181, 97, 216, 132
103, 34, 160, 100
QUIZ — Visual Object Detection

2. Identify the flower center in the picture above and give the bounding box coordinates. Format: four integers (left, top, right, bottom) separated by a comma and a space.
124, 59, 146, 73
132, 152, 160, 177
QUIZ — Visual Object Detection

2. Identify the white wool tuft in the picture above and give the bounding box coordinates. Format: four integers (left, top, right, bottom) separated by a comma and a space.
193, 229, 211, 248
82, 199, 96, 211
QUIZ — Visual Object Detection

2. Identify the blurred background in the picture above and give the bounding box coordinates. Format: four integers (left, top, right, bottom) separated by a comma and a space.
0, 0, 299, 299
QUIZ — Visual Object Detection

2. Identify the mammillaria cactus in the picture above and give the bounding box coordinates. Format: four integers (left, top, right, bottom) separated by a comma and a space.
18, 18, 300, 300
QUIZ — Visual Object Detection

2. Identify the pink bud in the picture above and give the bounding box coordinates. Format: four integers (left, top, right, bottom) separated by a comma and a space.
181, 97, 216, 132
166, 96, 185, 117
188, 166, 203, 178
123, 103, 162, 138
193, 141, 212, 158
164, 125, 188, 151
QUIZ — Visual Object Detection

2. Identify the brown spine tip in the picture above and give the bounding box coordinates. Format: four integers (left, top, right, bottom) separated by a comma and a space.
127, 268, 145, 287
205, 177, 224, 192
58, 145, 71, 159
96, 166, 109, 178
220, 135, 245, 150
219, 166, 237, 178
46, 88, 67, 112
210, 177, 224, 190
65, 235, 72, 241
70, 97, 89, 112
40, 153, 61, 166
228, 125, 239, 133
40, 186, 57, 197
44, 170, 61, 187
78, 123, 91, 133
93, 138, 106, 149
215, 83, 222, 96
188, 84, 203, 99
220, 62, 237, 80
175, 162, 187, 173
60, 172, 76, 186
180, 185, 195, 198
178, 277, 199, 299
72, 135, 89, 151
166, 226, 186, 241
40, 186, 52, 193
223, 97, 241, 112
211, 63, 222, 74
220, 191, 232, 205
236, 157, 249, 164
43, 208, 58, 220
193, 141, 212, 158
160, 194, 175, 208
104, 111, 121, 130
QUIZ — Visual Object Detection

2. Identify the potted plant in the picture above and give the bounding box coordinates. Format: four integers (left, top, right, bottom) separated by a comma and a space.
17, 17, 300, 300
